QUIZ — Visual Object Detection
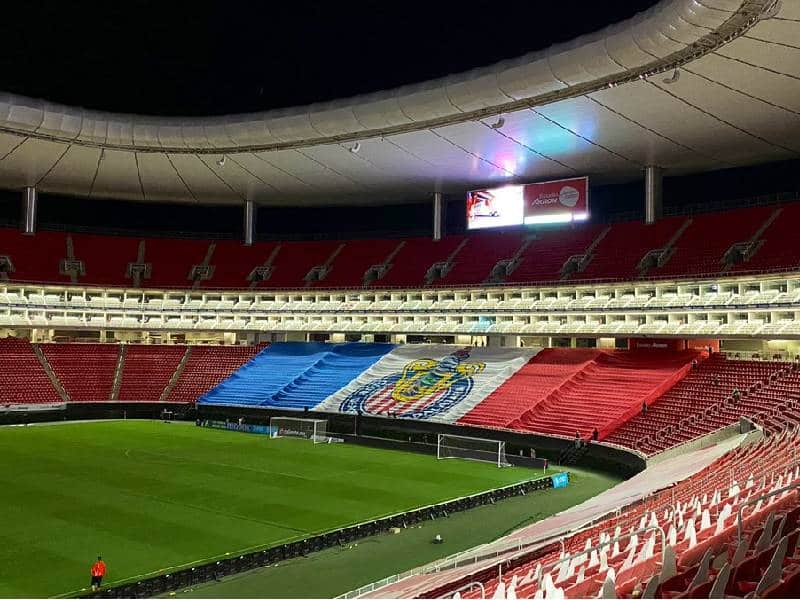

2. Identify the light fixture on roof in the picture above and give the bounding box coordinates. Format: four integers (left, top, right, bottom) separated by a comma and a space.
217, 155, 226, 167
490, 116, 505, 130
349, 142, 361, 154
662, 69, 681, 84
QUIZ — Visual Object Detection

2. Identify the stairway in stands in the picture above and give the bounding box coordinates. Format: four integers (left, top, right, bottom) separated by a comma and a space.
503, 349, 698, 440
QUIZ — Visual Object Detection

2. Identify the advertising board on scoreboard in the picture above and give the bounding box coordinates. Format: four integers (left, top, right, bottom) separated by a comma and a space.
466, 176, 589, 230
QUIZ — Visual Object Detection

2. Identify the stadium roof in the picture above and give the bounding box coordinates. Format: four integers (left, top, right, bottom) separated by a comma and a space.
0, 0, 796, 207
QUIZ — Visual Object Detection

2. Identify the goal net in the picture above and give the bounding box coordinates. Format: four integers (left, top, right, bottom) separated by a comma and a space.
437, 433, 510, 468
270, 417, 328, 444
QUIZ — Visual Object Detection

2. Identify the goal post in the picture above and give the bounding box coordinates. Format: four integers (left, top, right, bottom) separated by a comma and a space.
437, 433, 510, 468
270, 417, 328, 444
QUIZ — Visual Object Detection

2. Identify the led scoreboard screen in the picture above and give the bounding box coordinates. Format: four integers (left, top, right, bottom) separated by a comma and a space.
466, 176, 589, 230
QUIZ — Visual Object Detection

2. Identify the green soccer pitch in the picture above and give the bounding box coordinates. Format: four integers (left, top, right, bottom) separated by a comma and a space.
0, 420, 597, 598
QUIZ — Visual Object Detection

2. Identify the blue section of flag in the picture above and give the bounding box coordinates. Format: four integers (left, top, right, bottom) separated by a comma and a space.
199, 342, 394, 409
551, 472, 569, 489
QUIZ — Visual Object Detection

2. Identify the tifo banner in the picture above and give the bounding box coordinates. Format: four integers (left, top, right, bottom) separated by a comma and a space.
522, 176, 589, 224
314, 344, 539, 421
466, 177, 589, 229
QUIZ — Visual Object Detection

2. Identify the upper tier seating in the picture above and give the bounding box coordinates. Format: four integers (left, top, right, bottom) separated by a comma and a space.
199, 342, 394, 409
117, 345, 186, 402
1, 202, 798, 289
314, 239, 401, 288
262, 240, 342, 288
71, 234, 142, 286
200, 241, 277, 289
0, 338, 62, 405
499, 349, 698, 440
652, 206, 774, 278
607, 355, 791, 454
732, 203, 800, 274
439, 231, 526, 285
142, 239, 212, 288
0, 230, 71, 284
41, 343, 119, 402
510, 224, 606, 283
377, 236, 466, 288
578, 218, 684, 280
166, 344, 266, 403
450, 432, 800, 600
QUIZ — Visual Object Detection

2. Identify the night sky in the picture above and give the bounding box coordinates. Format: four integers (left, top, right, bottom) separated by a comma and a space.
1, 1, 659, 116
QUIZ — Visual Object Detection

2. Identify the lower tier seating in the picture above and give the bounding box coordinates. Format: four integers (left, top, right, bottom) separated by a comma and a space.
459, 348, 602, 429
464, 349, 696, 440
607, 355, 791, 454
117, 345, 187, 402
0, 338, 62, 405
166, 344, 266, 403
40, 343, 119, 402
447, 432, 800, 600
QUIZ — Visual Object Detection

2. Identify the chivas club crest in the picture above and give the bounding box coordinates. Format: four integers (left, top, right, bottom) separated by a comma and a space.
340, 348, 485, 419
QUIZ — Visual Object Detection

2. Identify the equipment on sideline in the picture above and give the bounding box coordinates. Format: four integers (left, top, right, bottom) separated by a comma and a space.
437, 433, 510, 468
270, 417, 329, 444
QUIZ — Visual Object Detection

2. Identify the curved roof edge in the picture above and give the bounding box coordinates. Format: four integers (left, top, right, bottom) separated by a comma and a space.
0, 0, 772, 154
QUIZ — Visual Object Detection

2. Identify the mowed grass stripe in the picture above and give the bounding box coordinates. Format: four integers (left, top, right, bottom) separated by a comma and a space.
0, 421, 543, 598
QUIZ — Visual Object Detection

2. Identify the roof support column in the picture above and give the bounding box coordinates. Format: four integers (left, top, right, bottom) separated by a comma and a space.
243, 198, 256, 246
644, 166, 663, 225
433, 191, 443, 241
22, 186, 38, 235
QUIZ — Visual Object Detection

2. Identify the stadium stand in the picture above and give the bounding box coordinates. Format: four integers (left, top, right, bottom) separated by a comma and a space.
200, 240, 278, 289
731, 203, 800, 274
71, 233, 141, 286
40, 343, 119, 402
199, 342, 394, 409
445, 432, 800, 600
652, 206, 775, 278
166, 344, 266, 403
117, 345, 187, 402
458, 348, 602, 429
377, 235, 466, 288
439, 231, 526, 285
2, 202, 800, 289
461, 349, 697, 440
0, 338, 63, 405
315, 239, 401, 288
577, 218, 684, 281
263, 240, 343, 288
607, 355, 791, 454
511, 224, 606, 283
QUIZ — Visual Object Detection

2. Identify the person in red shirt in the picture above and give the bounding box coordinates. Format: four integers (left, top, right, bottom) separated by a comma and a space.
90, 556, 107, 591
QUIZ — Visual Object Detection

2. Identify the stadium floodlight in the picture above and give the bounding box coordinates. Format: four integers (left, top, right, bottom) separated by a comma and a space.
437, 433, 510, 468
270, 416, 329, 443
